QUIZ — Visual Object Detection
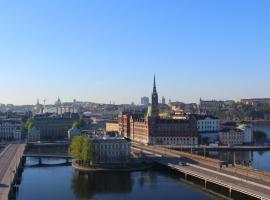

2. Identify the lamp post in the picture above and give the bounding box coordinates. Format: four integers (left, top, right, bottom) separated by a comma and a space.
233, 151, 236, 167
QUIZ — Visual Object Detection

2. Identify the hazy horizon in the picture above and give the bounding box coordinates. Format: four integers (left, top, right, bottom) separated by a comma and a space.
1, 0, 270, 105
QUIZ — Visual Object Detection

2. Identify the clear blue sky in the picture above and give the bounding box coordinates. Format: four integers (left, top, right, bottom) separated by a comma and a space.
0, 0, 270, 105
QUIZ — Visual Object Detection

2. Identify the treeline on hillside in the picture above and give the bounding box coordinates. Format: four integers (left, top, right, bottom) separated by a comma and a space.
210, 102, 270, 121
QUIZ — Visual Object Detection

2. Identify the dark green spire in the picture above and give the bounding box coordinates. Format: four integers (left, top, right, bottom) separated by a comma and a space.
153, 74, 157, 94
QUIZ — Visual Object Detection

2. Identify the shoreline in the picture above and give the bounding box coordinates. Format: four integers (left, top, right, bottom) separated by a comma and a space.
72, 162, 153, 172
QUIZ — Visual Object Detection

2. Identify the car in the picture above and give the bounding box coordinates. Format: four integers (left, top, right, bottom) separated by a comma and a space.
179, 162, 187, 166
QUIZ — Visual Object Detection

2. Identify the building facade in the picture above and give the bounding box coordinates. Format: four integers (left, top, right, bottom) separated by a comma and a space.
106, 121, 119, 132
119, 76, 198, 145
199, 99, 225, 114
32, 114, 76, 140
219, 129, 244, 145
194, 115, 220, 143
141, 97, 150, 106
241, 98, 270, 106
237, 123, 254, 144
0, 119, 22, 140
28, 127, 41, 142
93, 136, 131, 164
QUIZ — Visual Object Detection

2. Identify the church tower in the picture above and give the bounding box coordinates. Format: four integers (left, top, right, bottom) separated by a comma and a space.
151, 75, 159, 118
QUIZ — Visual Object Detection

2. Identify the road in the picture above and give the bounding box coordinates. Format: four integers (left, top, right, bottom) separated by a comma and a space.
0, 144, 25, 200
132, 143, 270, 200
166, 162, 270, 199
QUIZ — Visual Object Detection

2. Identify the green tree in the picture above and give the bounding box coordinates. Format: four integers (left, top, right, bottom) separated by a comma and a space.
72, 119, 85, 129
254, 131, 268, 143
73, 121, 80, 129
25, 119, 34, 130
71, 136, 84, 161
71, 136, 95, 166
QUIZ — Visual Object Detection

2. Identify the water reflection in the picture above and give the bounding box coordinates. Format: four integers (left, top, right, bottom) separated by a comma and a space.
25, 157, 69, 166
71, 171, 133, 199
193, 150, 270, 171
210, 151, 253, 166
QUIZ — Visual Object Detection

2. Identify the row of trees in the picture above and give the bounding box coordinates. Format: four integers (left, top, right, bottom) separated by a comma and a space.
253, 131, 268, 143
210, 102, 270, 121
71, 136, 95, 166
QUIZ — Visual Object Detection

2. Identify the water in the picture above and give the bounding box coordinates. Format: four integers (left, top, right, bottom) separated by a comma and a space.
252, 151, 270, 172
17, 150, 270, 200
17, 160, 221, 200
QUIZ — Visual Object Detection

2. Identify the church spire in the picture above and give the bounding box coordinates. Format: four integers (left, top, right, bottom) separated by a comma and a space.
153, 74, 157, 94
150, 74, 159, 118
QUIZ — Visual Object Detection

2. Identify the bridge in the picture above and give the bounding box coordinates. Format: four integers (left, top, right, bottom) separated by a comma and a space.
23, 153, 71, 159
133, 143, 270, 200
27, 142, 71, 148
0, 144, 26, 200
23, 153, 72, 167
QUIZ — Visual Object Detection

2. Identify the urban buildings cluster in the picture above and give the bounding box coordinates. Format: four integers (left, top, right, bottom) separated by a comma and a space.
1, 76, 268, 147
112, 77, 255, 146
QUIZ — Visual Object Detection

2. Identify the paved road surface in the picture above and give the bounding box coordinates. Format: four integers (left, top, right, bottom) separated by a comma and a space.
133, 143, 270, 200
0, 144, 25, 200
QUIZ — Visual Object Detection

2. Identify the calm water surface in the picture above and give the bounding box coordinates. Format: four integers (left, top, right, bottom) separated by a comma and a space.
17, 151, 270, 200
17, 166, 221, 200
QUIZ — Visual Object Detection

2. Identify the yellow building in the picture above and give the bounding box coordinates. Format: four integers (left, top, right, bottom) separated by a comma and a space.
106, 121, 119, 132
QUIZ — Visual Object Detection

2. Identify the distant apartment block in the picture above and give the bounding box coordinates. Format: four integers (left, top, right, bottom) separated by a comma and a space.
141, 97, 149, 106
241, 98, 270, 106
171, 102, 198, 114
162, 96, 166, 105
199, 99, 225, 114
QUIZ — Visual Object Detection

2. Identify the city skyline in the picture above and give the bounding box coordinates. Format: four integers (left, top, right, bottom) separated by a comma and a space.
1, 0, 270, 105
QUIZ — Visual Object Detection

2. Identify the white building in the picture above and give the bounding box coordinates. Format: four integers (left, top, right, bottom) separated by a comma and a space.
92, 135, 131, 164
0, 119, 22, 140
28, 127, 41, 143
238, 123, 254, 144
193, 115, 220, 143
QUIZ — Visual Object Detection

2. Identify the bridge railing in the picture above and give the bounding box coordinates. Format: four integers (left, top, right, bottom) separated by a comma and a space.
155, 146, 223, 166
234, 164, 270, 180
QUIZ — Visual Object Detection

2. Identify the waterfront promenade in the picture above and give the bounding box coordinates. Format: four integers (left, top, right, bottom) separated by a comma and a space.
133, 143, 270, 200
0, 144, 26, 200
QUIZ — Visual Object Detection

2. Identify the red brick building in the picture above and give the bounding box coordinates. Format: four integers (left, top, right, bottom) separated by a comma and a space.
118, 76, 198, 145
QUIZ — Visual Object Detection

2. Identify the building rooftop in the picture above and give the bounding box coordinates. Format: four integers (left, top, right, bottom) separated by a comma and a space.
189, 114, 219, 120
92, 135, 130, 142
